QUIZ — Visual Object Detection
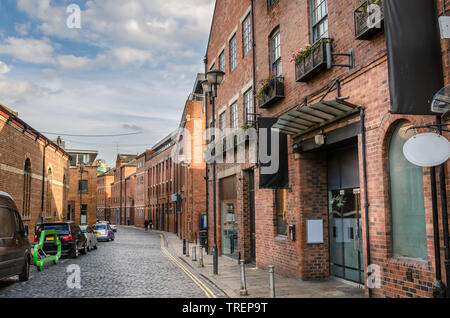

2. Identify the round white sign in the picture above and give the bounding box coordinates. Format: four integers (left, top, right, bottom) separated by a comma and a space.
403, 133, 450, 167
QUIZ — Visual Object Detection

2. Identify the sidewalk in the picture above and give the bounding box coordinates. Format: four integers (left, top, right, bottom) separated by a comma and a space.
130, 226, 365, 298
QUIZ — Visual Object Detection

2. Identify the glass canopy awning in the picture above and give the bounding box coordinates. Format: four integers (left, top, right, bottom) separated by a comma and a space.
272, 98, 361, 137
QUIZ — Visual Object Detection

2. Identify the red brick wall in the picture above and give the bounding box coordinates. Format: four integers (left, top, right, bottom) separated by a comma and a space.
204, 0, 450, 297
0, 110, 69, 240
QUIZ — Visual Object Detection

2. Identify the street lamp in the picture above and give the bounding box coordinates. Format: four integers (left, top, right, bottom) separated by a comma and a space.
203, 68, 225, 275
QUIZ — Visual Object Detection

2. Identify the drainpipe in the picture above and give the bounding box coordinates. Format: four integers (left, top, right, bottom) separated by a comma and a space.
204, 55, 210, 252
431, 166, 446, 297
40, 141, 49, 223
360, 107, 372, 297
437, 116, 450, 297
251, 0, 257, 124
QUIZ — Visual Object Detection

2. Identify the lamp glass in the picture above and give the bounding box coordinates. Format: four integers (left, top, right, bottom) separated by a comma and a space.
201, 80, 211, 93
207, 69, 225, 86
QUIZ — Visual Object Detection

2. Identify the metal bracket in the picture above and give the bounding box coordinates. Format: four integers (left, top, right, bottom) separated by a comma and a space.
327, 48, 354, 70
406, 123, 450, 133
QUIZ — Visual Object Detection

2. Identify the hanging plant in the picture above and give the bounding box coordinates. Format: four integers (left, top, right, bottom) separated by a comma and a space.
256, 72, 276, 101
289, 38, 331, 65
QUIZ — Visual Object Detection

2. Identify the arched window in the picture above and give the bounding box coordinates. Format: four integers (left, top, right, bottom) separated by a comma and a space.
22, 159, 32, 219
46, 168, 52, 219
388, 121, 427, 259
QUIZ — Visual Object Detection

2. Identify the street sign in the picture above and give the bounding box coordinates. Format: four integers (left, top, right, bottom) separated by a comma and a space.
403, 133, 450, 167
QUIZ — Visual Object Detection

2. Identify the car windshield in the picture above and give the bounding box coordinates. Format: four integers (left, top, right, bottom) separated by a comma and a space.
39, 224, 70, 235
94, 224, 106, 230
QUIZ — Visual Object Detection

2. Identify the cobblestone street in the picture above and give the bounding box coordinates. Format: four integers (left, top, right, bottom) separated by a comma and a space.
0, 227, 219, 298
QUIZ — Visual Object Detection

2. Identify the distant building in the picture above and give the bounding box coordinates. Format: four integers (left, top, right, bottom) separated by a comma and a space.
110, 154, 137, 225
66, 149, 99, 225
97, 169, 114, 222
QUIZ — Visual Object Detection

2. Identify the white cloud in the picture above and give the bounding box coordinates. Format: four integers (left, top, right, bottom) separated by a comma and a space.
0, 61, 11, 74
0, 37, 55, 64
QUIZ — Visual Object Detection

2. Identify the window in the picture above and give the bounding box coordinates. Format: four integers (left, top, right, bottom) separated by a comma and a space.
268, 0, 278, 9
229, 34, 237, 71
81, 204, 87, 225
311, 0, 328, 43
79, 180, 88, 193
275, 189, 287, 236
230, 103, 238, 129
46, 168, 52, 218
219, 51, 225, 72
219, 112, 226, 135
244, 89, 253, 126
243, 14, 252, 56
0, 207, 14, 237
22, 159, 31, 219
270, 29, 282, 76
389, 122, 427, 259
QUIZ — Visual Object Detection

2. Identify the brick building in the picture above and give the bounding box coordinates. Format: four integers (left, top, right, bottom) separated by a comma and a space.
0, 104, 70, 239
97, 169, 114, 222
135, 150, 153, 228
176, 77, 207, 242
204, 0, 450, 298
146, 133, 177, 233
68, 164, 98, 226
204, 0, 258, 263
66, 149, 100, 226
110, 154, 136, 225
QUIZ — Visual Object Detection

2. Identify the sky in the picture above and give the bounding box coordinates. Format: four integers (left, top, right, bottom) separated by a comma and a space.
0, 0, 214, 167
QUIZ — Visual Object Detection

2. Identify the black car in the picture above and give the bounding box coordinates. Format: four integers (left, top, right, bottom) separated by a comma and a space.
0, 191, 31, 281
35, 222, 88, 258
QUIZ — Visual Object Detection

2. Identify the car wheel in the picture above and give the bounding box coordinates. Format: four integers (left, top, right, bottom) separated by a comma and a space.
18, 257, 30, 282
94, 243, 98, 250
71, 242, 79, 258
81, 243, 88, 255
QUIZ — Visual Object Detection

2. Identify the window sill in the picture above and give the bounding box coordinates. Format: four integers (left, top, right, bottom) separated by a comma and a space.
274, 235, 288, 241
387, 256, 430, 270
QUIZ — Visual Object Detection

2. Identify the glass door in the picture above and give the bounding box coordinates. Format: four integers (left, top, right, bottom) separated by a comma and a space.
221, 201, 238, 259
329, 188, 364, 284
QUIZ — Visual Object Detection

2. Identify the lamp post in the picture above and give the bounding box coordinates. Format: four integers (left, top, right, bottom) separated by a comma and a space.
202, 69, 225, 275
79, 163, 85, 225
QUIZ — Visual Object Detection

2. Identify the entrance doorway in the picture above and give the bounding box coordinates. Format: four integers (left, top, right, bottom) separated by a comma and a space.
327, 145, 364, 285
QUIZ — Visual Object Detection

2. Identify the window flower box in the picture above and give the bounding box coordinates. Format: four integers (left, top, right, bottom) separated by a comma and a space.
354, 0, 384, 40
291, 38, 331, 82
256, 75, 285, 109
293, 38, 331, 82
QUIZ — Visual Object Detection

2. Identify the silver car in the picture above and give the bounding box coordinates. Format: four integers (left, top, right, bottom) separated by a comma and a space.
79, 225, 98, 251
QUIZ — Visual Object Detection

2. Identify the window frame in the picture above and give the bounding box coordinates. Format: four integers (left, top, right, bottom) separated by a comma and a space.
244, 89, 254, 126
229, 34, 237, 72
275, 189, 288, 236
219, 50, 225, 72
242, 14, 252, 57
270, 29, 282, 76
230, 103, 238, 130
310, 0, 329, 44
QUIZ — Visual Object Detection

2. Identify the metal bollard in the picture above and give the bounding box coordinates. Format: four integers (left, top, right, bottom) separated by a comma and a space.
269, 265, 275, 298
192, 246, 197, 261
182, 239, 186, 255
240, 260, 248, 296
199, 246, 204, 267
186, 241, 190, 257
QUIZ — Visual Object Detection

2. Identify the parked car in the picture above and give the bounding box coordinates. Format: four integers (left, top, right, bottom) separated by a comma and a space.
79, 225, 98, 251
0, 191, 31, 281
35, 222, 88, 258
93, 223, 115, 242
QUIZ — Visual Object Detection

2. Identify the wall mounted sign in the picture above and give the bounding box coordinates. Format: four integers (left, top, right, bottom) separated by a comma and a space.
403, 133, 450, 167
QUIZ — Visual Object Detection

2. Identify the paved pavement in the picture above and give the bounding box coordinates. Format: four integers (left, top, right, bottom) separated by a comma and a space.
155, 228, 366, 298
0, 227, 223, 298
